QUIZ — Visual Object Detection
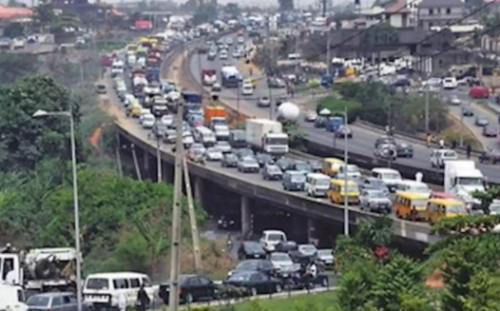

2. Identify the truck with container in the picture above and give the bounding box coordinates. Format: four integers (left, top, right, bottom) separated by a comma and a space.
146, 67, 161, 83
182, 91, 203, 114
146, 55, 161, 68
221, 66, 240, 88
245, 119, 289, 155
0, 247, 79, 294
444, 160, 486, 209
201, 69, 217, 86
204, 106, 230, 140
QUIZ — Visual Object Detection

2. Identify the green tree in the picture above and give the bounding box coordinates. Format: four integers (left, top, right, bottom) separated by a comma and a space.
278, 0, 294, 11
0, 53, 38, 85
0, 75, 81, 172
32, 2, 56, 32
223, 2, 241, 18
355, 216, 393, 249
3, 22, 24, 38
50, 12, 82, 34
472, 186, 500, 215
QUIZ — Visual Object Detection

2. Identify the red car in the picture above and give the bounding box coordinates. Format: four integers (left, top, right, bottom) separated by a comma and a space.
469, 86, 490, 99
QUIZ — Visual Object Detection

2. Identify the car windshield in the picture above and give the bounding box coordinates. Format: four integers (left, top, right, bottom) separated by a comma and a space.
442, 151, 457, 158
367, 191, 386, 198
245, 243, 262, 252
271, 253, 291, 261
447, 204, 468, 215
243, 159, 257, 164
412, 199, 427, 206
208, 148, 220, 153
346, 165, 359, 173
226, 154, 237, 161
229, 273, 251, 281
217, 141, 229, 146
413, 185, 430, 193
268, 166, 281, 173
268, 233, 285, 241
300, 245, 317, 253
27, 296, 50, 307
382, 172, 401, 180
86, 278, 109, 289
343, 185, 359, 192
290, 174, 306, 183
457, 177, 484, 186
318, 249, 332, 256
236, 261, 258, 270
315, 178, 330, 186
295, 162, 311, 171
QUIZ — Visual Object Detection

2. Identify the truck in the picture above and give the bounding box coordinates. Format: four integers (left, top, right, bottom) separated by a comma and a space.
245, 119, 289, 155
204, 106, 229, 140
201, 69, 217, 86
204, 106, 227, 126
444, 160, 485, 208
146, 67, 161, 83
0, 283, 27, 311
0, 247, 79, 294
221, 66, 240, 88
326, 116, 344, 132
182, 91, 203, 112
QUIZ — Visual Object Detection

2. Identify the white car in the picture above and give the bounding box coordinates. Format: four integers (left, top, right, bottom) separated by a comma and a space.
182, 132, 194, 146
241, 84, 253, 95
141, 114, 156, 129
430, 149, 458, 168
226, 37, 233, 45
219, 50, 228, 59
139, 108, 152, 124
212, 82, 221, 92
206, 147, 223, 161
161, 115, 174, 127
237, 36, 245, 44
215, 141, 232, 153
442, 77, 458, 90
257, 96, 271, 107
304, 111, 317, 122
232, 50, 241, 58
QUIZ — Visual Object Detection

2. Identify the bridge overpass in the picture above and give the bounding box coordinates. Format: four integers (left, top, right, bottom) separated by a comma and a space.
110, 34, 440, 249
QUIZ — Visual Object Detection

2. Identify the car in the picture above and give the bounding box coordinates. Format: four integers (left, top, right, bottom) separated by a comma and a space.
307, 160, 323, 172
215, 141, 232, 153
257, 96, 271, 107
335, 125, 353, 138
238, 241, 267, 260
304, 111, 317, 122
238, 157, 260, 173
205, 147, 223, 161
189, 143, 207, 155
483, 125, 497, 137
317, 249, 334, 268
447, 95, 461, 105
226, 37, 233, 45
374, 136, 396, 148
241, 84, 253, 95
160, 114, 174, 127
232, 50, 241, 58
255, 153, 274, 167
207, 50, 217, 60
396, 142, 413, 158
293, 161, 313, 174
297, 244, 318, 257
442, 77, 458, 89
269, 252, 294, 271
141, 113, 156, 129
163, 129, 177, 143
360, 177, 390, 195
262, 164, 283, 180
227, 259, 275, 277
461, 106, 474, 116
275, 241, 298, 253
237, 36, 245, 44
374, 143, 397, 160
224, 271, 283, 296
282, 171, 306, 191
430, 149, 458, 168
360, 189, 392, 213
470, 86, 490, 99
475, 115, 489, 127
158, 274, 217, 304
219, 50, 228, 59
211, 82, 221, 92
151, 122, 169, 138
217, 213, 240, 230
275, 157, 294, 172
234, 148, 255, 159
268, 77, 286, 88
27, 292, 78, 311
221, 153, 239, 167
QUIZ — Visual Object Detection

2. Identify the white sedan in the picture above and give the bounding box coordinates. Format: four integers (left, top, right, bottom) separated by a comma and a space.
206, 147, 223, 161
161, 115, 174, 127
141, 113, 156, 129
215, 141, 232, 153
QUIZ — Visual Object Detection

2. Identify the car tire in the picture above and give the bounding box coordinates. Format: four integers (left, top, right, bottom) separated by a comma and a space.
275, 284, 282, 293
321, 278, 329, 288
250, 287, 258, 296
185, 293, 194, 304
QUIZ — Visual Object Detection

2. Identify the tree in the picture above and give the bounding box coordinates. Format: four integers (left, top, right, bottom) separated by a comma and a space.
223, 3, 241, 18
3, 22, 24, 38
0, 53, 38, 85
50, 12, 82, 34
0, 75, 82, 172
278, 0, 294, 11
32, 2, 56, 32
472, 186, 500, 215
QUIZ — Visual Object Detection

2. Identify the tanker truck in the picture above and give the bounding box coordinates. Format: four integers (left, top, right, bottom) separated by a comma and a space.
0, 247, 79, 293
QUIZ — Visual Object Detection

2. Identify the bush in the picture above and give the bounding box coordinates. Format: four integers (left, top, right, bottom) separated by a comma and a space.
316, 96, 361, 123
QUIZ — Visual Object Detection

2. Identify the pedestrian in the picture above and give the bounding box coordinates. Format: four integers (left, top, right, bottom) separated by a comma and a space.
451, 140, 457, 149
136, 284, 151, 311
426, 133, 432, 148
415, 172, 423, 183
439, 138, 444, 149
118, 285, 127, 311
466, 144, 472, 159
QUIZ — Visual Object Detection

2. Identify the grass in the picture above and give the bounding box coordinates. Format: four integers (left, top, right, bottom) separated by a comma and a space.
231, 292, 338, 311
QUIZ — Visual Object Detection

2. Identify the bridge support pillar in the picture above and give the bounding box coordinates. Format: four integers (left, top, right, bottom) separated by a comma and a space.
143, 151, 150, 180
194, 176, 205, 209
241, 196, 253, 238
163, 163, 174, 184
307, 219, 318, 246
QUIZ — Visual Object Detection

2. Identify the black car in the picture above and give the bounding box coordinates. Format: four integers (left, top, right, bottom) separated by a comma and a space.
152, 123, 169, 138
314, 116, 327, 128
224, 271, 283, 296
293, 161, 313, 174
217, 213, 241, 230
461, 106, 474, 116
275, 241, 298, 253
307, 160, 323, 173
262, 164, 283, 180
158, 274, 218, 304
238, 241, 267, 260
275, 157, 295, 172
234, 148, 255, 159
255, 153, 274, 167
228, 259, 275, 277
396, 142, 413, 158
221, 153, 239, 168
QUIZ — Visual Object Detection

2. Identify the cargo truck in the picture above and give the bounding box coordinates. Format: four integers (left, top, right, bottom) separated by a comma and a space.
444, 160, 485, 209
201, 69, 217, 86
204, 106, 229, 140
245, 119, 289, 155
221, 66, 240, 88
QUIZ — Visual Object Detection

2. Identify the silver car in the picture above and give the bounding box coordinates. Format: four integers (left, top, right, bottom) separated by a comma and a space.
269, 252, 294, 270
317, 249, 335, 268
257, 96, 271, 107
360, 189, 392, 213
237, 157, 260, 173
448, 95, 461, 106
206, 147, 223, 161
215, 141, 232, 153
298, 244, 317, 257
27, 292, 78, 311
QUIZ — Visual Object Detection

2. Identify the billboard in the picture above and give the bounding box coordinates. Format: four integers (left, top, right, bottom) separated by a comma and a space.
135, 20, 153, 30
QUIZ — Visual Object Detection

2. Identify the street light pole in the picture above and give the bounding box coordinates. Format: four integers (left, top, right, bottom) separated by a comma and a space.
33, 109, 82, 311
425, 87, 430, 134
343, 107, 349, 236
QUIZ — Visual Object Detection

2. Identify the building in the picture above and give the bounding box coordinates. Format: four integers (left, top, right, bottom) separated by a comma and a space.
353, 0, 419, 28
417, 0, 467, 29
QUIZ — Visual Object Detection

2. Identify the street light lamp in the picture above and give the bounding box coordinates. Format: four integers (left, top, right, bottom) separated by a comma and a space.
33, 109, 83, 311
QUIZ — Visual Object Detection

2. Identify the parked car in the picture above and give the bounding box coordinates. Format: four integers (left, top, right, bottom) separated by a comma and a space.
158, 274, 218, 304
26, 292, 78, 311
224, 271, 283, 296
238, 241, 267, 260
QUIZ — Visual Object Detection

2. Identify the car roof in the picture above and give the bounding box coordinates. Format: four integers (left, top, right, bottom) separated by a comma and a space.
30, 292, 75, 297
372, 168, 398, 173
87, 272, 148, 279
263, 229, 285, 234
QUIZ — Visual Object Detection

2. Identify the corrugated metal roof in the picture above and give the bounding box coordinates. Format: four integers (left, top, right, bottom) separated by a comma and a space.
419, 0, 464, 8
0, 6, 33, 19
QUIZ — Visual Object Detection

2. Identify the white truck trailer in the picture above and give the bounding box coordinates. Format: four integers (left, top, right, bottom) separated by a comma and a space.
245, 119, 289, 155
444, 160, 485, 208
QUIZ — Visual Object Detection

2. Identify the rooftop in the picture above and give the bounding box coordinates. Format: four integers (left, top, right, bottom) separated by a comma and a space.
418, 0, 464, 8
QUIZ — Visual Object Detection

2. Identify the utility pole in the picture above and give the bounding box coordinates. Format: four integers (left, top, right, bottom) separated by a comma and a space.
459, 109, 464, 147
326, 29, 331, 75
322, 0, 327, 17
182, 157, 202, 272
168, 92, 185, 311
343, 106, 349, 236
156, 131, 162, 183
425, 87, 430, 134
266, 15, 275, 120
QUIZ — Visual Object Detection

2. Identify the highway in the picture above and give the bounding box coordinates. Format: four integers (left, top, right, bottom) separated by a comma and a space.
188, 34, 500, 183
108, 34, 435, 244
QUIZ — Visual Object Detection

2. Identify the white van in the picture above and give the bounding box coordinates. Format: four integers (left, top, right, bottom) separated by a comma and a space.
111, 60, 124, 77
371, 168, 402, 192
305, 173, 331, 197
193, 126, 217, 146
395, 180, 431, 196
241, 84, 253, 95
83, 272, 156, 309
0, 284, 27, 311
259, 230, 287, 252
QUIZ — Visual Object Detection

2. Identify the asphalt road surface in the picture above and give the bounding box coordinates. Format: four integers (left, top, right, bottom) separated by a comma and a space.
189, 34, 500, 183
